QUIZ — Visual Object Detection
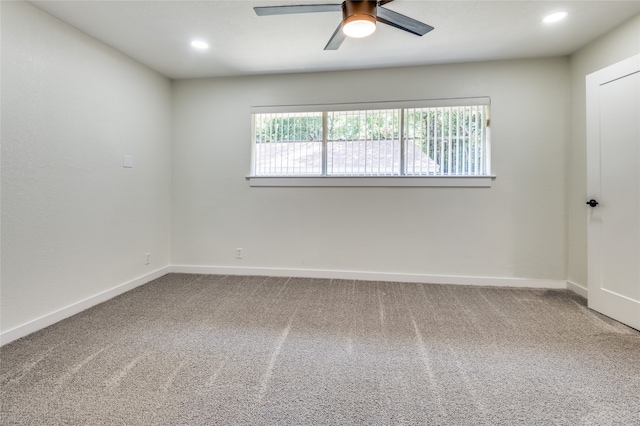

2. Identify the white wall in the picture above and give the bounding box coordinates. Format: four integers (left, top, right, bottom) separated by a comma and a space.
567, 14, 640, 289
1, 2, 172, 337
9, 1, 633, 343
172, 58, 569, 283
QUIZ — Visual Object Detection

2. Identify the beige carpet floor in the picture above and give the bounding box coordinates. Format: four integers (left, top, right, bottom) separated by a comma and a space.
1, 273, 640, 425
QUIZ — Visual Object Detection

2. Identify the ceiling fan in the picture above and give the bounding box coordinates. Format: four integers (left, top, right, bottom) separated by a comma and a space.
254, 0, 434, 50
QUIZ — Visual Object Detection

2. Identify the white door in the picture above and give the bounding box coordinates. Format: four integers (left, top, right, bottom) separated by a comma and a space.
586, 54, 640, 330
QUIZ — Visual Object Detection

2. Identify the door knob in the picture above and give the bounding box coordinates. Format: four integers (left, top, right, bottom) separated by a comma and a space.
586, 199, 599, 207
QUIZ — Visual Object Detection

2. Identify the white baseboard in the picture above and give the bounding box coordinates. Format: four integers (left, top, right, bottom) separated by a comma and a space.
171, 265, 568, 290
0, 266, 171, 347
566, 280, 588, 298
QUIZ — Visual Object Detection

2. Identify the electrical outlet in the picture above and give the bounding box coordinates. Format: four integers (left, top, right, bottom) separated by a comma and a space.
145, 253, 151, 264
236, 248, 243, 259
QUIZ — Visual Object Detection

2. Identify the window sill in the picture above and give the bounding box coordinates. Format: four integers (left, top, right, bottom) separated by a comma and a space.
247, 176, 496, 187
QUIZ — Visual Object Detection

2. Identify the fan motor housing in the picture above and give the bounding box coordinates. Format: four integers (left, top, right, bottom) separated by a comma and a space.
342, 0, 377, 25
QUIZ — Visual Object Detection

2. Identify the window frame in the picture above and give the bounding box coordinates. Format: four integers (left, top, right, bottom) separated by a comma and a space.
248, 97, 495, 187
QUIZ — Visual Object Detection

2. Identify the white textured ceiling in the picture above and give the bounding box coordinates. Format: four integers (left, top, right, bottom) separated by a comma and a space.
28, 0, 640, 79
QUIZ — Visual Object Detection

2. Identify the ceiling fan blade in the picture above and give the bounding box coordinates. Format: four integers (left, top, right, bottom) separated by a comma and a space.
378, 0, 395, 5
324, 22, 346, 50
376, 6, 434, 36
254, 4, 342, 16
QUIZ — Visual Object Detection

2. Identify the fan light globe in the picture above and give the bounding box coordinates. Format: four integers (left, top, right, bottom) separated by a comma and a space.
343, 16, 376, 38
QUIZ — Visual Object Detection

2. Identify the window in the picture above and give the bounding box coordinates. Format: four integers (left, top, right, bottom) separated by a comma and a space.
250, 98, 492, 187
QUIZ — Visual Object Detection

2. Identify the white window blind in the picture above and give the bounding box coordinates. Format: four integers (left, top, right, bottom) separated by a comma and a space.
327, 109, 401, 176
253, 112, 323, 176
251, 99, 490, 178
404, 105, 489, 176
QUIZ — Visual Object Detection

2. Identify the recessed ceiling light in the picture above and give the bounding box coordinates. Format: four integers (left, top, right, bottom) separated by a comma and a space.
543, 11, 568, 24
190, 40, 209, 49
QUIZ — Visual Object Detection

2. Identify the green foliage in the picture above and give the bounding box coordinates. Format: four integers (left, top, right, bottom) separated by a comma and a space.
255, 114, 322, 143
327, 110, 400, 141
